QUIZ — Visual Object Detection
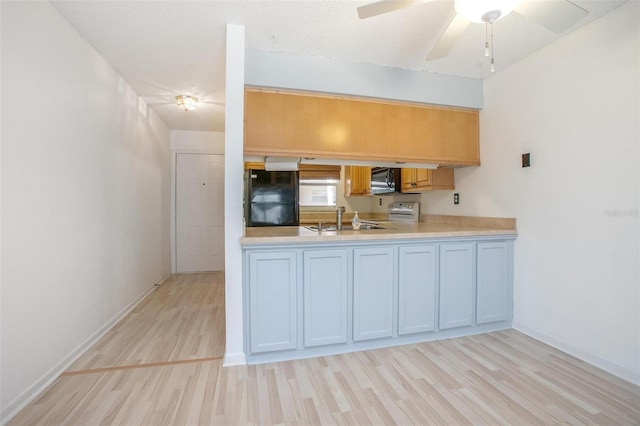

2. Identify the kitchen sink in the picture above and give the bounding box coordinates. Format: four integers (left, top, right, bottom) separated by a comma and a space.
305, 224, 386, 232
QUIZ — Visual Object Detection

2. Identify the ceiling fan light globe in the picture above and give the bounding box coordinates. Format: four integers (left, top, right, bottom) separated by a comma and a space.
454, 0, 519, 23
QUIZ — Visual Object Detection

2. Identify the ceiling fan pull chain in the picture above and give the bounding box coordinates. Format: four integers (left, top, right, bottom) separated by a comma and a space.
490, 21, 496, 73
484, 23, 490, 57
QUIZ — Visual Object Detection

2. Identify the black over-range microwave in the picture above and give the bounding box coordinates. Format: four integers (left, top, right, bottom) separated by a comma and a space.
371, 167, 401, 195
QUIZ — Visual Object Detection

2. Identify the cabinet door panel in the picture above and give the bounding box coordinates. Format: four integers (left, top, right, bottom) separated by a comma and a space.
344, 166, 371, 196
401, 168, 415, 191
477, 242, 509, 324
249, 252, 297, 353
304, 250, 349, 347
400, 168, 454, 192
414, 169, 432, 187
439, 243, 474, 330
398, 245, 437, 335
353, 247, 395, 341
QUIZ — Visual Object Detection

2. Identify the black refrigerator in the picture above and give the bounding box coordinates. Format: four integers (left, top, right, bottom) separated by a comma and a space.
245, 169, 299, 226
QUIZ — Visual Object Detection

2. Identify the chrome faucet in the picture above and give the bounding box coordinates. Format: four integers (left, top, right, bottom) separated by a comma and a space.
336, 206, 346, 230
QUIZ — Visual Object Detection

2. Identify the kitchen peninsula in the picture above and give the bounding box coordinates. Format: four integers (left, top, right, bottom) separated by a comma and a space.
241, 215, 517, 364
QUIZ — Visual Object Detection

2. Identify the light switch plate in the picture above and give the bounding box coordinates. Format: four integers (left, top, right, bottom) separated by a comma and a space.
522, 153, 531, 168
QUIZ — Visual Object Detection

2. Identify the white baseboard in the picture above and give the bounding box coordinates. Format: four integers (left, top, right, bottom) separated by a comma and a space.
223, 352, 247, 367
512, 322, 640, 386
1, 273, 171, 425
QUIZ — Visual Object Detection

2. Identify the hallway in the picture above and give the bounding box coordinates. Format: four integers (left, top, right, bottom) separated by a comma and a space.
67, 273, 225, 371
10, 273, 226, 425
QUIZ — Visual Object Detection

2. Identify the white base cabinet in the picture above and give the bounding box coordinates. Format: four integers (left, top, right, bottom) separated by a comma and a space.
398, 245, 437, 335
353, 247, 395, 341
243, 236, 514, 363
476, 241, 510, 324
248, 251, 298, 353
303, 249, 349, 347
439, 243, 475, 330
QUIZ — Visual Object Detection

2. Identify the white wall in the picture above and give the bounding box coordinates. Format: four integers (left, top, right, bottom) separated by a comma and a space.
420, 2, 639, 383
171, 130, 225, 153
223, 24, 246, 366
246, 49, 483, 109
1, 2, 172, 420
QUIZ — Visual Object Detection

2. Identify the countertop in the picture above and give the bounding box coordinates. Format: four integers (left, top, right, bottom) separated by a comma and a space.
241, 216, 517, 245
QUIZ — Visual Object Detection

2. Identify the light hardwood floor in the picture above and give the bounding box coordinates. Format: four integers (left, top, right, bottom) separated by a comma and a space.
67, 273, 226, 372
10, 272, 640, 425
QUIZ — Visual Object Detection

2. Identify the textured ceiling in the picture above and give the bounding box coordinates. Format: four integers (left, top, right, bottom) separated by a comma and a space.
51, 0, 628, 132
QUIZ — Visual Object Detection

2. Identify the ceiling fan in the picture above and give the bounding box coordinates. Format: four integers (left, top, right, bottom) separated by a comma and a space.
358, 0, 588, 70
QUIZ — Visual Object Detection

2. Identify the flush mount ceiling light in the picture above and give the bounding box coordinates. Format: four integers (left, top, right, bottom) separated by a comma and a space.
176, 95, 198, 111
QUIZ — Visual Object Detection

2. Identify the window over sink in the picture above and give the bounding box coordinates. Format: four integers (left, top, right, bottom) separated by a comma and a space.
299, 179, 338, 207
298, 164, 341, 207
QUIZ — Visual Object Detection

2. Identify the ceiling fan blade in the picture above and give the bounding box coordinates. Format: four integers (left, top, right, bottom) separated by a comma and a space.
515, 0, 588, 34
357, 0, 431, 19
426, 13, 470, 61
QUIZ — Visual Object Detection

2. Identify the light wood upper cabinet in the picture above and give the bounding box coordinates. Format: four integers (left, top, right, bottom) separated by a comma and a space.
401, 168, 454, 192
299, 164, 341, 180
244, 88, 480, 166
244, 163, 341, 180
344, 166, 372, 196
244, 161, 265, 170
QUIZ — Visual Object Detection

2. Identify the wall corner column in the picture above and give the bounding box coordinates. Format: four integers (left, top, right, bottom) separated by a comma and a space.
223, 23, 246, 366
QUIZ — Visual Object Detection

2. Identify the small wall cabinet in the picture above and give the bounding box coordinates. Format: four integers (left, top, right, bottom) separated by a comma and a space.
401, 168, 455, 192
344, 166, 372, 196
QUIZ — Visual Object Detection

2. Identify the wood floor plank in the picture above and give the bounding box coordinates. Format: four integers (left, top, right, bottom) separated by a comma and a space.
10, 272, 640, 425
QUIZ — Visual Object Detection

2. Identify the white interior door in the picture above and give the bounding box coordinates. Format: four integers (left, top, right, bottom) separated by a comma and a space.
176, 154, 224, 272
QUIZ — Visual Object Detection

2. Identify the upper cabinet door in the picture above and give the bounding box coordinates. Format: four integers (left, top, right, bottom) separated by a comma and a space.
400, 168, 416, 191
414, 169, 432, 187
344, 166, 372, 196
244, 89, 479, 166
400, 168, 455, 192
